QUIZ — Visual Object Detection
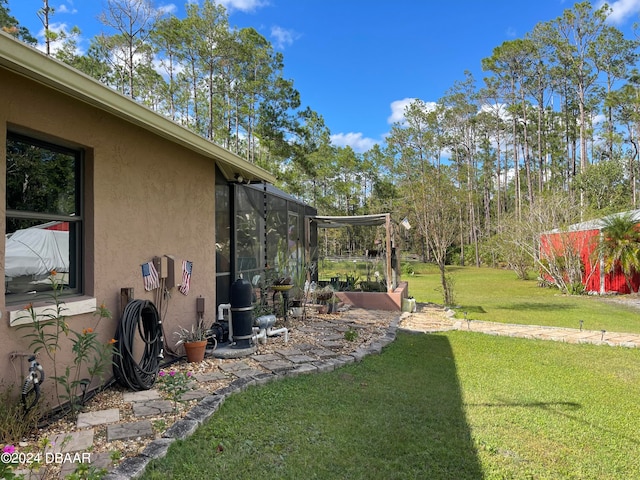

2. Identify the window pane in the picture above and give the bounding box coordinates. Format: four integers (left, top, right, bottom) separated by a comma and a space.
5, 220, 71, 294
5, 134, 81, 301
6, 136, 78, 215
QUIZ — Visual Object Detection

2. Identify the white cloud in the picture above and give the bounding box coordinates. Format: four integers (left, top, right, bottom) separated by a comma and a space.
36, 22, 83, 55
597, 0, 640, 24
387, 98, 417, 124
217, 0, 269, 12
56, 4, 78, 14
480, 102, 510, 121
158, 3, 178, 15
152, 55, 185, 81
270, 26, 298, 49
387, 98, 437, 125
330, 132, 378, 153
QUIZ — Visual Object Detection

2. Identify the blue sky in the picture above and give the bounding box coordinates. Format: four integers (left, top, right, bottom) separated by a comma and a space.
7, 0, 640, 153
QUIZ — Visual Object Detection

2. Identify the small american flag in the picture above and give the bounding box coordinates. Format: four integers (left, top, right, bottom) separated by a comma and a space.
141, 261, 160, 291
179, 260, 193, 295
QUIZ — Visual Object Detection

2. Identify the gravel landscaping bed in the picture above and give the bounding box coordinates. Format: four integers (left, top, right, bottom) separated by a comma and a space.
17, 307, 402, 478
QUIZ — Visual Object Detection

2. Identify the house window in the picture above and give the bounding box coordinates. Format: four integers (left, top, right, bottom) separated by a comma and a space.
5, 132, 82, 302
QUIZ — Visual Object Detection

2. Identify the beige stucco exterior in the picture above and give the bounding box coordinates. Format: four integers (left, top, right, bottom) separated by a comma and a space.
0, 32, 275, 405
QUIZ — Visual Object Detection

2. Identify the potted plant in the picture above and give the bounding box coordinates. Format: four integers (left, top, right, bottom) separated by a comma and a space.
314, 285, 334, 314
174, 322, 212, 363
287, 256, 317, 319
289, 285, 306, 317
327, 295, 341, 314
272, 275, 293, 289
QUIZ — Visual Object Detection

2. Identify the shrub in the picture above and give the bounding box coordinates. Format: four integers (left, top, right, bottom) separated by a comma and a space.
400, 262, 415, 276
16, 273, 115, 419
344, 328, 358, 342
0, 383, 40, 444
156, 370, 194, 415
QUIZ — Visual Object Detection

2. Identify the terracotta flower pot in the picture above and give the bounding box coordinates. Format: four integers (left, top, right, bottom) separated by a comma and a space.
184, 340, 207, 363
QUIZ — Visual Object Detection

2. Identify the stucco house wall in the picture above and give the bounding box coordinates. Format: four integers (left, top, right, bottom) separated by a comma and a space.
0, 32, 275, 406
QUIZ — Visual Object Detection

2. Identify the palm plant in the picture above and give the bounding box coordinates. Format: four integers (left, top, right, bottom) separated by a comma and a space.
598, 212, 640, 293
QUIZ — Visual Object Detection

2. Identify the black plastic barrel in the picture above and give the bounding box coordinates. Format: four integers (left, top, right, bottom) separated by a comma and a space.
230, 277, 254, 348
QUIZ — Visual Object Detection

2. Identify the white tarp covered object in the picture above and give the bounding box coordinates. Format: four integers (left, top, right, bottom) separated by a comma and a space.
5, 228, 69, 279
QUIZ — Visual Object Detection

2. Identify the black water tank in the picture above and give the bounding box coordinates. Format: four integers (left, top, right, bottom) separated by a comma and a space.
230, 276, 254, 348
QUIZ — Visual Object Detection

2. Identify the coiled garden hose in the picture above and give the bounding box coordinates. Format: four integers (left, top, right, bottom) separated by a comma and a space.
113, 299, 163, 391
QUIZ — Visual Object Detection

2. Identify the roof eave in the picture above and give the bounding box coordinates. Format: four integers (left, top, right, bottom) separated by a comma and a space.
0, 32, 276, 184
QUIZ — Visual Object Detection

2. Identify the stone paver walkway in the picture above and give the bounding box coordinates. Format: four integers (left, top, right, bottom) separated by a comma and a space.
402, 310, 640, 348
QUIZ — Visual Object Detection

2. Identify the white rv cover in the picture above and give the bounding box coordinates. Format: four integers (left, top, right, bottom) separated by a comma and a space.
5, 228, 69, 278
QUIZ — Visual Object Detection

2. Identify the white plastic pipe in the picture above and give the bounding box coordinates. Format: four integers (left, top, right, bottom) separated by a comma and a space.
252, 314, 289, 345
267, 326, 289, 343
252, 326, 267, 345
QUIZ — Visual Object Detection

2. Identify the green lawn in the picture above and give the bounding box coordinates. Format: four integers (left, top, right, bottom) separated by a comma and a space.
406, 265, 640, 334
140, 332, 640, 479
136, 263, 640, 479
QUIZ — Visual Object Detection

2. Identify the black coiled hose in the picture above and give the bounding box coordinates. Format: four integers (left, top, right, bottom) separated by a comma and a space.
113, 299, 163, 391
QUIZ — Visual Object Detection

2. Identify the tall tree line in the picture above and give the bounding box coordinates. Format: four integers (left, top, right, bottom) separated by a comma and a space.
5, 1, 640, 267
1, 0, 388, 257
383, 1, 640, 273
7, 0, 309, 171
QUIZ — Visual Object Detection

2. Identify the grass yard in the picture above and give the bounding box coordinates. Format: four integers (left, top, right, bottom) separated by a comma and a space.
405, 265, 640, 334
140, 332, 640, 479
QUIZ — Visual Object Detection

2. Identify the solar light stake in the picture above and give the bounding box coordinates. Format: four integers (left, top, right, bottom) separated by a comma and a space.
464, 311, 470, 329
579, 320, 584, 331
601, 330, 606, 341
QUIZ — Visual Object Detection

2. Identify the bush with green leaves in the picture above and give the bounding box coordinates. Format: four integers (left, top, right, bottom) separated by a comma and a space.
401, 262, 415, 276
16, 273, 115, 419
156, 370, 194, 415
344, 328, 358, 342
0, 444, 22, 480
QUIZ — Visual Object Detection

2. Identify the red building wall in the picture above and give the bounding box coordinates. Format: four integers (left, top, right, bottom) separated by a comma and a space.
540, 229, 640, 294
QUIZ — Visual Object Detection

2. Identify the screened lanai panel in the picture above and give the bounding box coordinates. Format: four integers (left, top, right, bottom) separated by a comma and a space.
235, 186, 264, 281
230, 183, 318, 290
267, 194, 287, 277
